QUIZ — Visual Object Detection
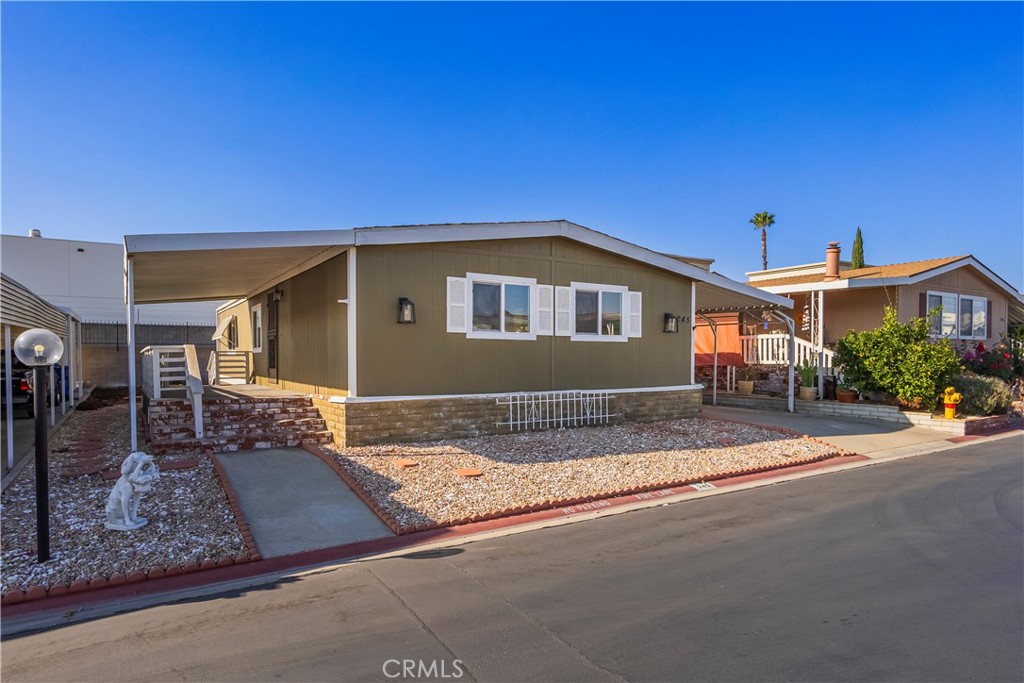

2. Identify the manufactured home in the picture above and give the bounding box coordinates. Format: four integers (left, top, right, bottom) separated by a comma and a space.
124, 221, 793, 450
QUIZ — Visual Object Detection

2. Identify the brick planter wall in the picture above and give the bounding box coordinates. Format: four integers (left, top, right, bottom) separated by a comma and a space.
704, 392, 1018, 436
330, 387, 703, 448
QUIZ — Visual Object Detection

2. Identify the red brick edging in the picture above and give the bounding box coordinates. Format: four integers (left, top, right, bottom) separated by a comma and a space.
1, 452, 255, 607
302, 416, 856, 536
208, 448, 263, 562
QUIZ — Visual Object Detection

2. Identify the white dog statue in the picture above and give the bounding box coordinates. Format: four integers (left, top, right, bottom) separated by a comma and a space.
105, 452, 161, 531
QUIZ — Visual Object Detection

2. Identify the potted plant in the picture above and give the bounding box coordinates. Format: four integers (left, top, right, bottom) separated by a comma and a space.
736, 366, 757, 394
836, 379, 859, 403
797, 359, 818, 400
942, 386, 962, 419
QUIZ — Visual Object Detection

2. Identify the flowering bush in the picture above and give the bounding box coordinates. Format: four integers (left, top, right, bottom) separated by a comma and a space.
950, 374, 1013, 416
959, 341, 1015, 382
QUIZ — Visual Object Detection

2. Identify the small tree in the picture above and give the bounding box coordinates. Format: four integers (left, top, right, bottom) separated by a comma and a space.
850, 227, 865, 269
749, 211, 776, 270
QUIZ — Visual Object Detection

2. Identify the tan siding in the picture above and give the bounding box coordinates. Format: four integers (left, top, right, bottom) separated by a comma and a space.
223, 254, 348, 394
356, 238, 692, 396
822, 288, 892, 342
899, 267, 1009, 342
215, 300, 252, 352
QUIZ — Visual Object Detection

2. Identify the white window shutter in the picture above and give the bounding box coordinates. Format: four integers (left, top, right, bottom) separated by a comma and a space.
555, 286, 573, 336
536, 285, 554, 336
447, 276, 468, 333
628, 291, 643, 338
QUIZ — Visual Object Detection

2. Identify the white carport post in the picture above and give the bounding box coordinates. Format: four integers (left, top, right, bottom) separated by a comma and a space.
126, 254, 138, 451
697, 313, 718, 405
772, 310, 796, 413
4, 325, 14, 469
817, 289, 825, 399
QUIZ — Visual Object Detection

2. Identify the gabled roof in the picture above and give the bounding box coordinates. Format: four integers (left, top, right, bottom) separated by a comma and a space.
748, 253, 1024, 326
124, 220, 793, 313
749, 255, 969, 289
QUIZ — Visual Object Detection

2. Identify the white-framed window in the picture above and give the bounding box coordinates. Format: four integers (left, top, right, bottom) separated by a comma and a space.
227, 318, 238, 350
251, 304, 264, 352
446, 273, 548, 340
552, 281, 643, 342
927, 291, 987, 340
958, 295, 987, 340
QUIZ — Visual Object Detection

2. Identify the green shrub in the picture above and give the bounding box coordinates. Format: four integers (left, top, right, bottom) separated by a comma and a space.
797, 358, 817, 386
833, 307, 961, 408
950, 374, 1013, 416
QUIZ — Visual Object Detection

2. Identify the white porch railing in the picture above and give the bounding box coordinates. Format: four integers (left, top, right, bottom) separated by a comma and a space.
741, 334, 836, 373
209, 350, 252, 385
141, 344, 204, 439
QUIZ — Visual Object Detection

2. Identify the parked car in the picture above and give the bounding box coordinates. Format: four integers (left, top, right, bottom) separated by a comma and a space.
0, 359, 61, 418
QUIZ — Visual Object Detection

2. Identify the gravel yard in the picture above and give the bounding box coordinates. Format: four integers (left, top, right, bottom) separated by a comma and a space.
1, 403, 248, 592
325, 417, 841, 531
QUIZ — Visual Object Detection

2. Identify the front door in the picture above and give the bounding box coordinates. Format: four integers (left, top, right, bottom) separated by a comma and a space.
267, 292, 279, 382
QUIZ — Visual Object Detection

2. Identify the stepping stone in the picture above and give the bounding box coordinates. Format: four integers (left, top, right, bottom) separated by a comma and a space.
159, 457, 199, 471
717, 437, 738, 446
100, 469, 122, 481
395, 458, 419, 468
455, 468, 483, 478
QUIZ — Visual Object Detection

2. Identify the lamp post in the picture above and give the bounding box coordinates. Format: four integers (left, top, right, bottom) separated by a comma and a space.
13, 328, 64, 563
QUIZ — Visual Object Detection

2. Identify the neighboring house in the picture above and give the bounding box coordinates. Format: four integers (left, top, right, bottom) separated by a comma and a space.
124, 220, 792, 446
746, 242, 1024, 363
0, 230, 222, 386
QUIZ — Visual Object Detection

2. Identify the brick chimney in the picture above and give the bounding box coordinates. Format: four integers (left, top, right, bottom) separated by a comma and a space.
824, 242, 841, 281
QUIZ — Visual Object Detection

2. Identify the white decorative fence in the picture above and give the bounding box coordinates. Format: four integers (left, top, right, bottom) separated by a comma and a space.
141, 344, 204, 439
497, 391, 615, 431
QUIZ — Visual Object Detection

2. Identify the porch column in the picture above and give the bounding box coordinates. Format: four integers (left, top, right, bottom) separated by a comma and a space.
697, 313, 718, 405
4, 325, 13, 469
689, 285, 696, 385
347, 247, 358, 397
817, 289, 825, 399
126, 255, 138, 451
772, 310, 796, 413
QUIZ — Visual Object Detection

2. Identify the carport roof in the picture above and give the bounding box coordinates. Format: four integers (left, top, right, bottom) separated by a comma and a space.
124, 220, 793, 313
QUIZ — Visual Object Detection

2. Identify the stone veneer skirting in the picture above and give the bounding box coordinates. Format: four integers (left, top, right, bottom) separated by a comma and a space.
312, 387, 704, 448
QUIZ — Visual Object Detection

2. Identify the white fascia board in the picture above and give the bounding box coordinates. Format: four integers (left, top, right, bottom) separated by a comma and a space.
124, 229, 355, 254
329, 384, 705, 404
352, 221, 565, 246
905, 257, 1023, 302
216, 298, 247, 314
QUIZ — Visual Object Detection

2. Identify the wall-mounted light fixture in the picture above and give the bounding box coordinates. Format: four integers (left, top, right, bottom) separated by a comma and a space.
272, 290, 284, 302
398, 298, 416, 324
664, 313, 680, 333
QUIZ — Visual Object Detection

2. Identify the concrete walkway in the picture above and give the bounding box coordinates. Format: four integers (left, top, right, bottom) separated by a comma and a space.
216, 448, 392, 558
702, 404, 961, 458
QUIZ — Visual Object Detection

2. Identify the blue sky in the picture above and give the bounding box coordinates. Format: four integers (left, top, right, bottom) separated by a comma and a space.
2, 2, 1021, 286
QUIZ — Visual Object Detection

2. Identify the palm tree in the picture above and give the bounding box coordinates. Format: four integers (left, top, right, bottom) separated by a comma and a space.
749, 211, 776, 270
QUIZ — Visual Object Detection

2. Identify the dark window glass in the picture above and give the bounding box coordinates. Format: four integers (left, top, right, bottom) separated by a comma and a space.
575, 291, 599, 334
473, 283, 501, 331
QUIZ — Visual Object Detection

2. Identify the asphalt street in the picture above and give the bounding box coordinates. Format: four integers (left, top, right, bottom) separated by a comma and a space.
2, 436, 1021, 682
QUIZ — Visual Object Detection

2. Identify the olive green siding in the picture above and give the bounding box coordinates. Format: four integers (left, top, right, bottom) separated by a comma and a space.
236, 253, 348, 394
356, 238, 692, 396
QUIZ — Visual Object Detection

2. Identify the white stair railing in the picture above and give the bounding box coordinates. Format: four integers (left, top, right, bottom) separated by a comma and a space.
212, 351, 252, 385
140, 345, 188, 399
140, 344, 204, 439
183, 344, 204, 439
740, 334, 836, 374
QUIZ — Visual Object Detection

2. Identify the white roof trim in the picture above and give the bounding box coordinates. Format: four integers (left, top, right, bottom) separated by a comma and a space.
215, 298, 247, 314
124, 220, 792, 310
756, 256, 1024, 303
